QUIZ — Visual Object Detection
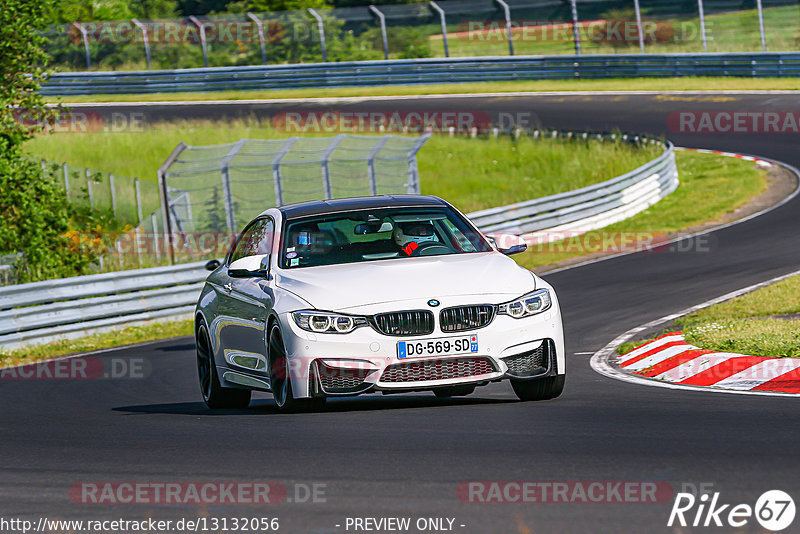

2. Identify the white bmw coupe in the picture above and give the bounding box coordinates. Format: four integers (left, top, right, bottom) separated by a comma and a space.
195, 195, 565, 411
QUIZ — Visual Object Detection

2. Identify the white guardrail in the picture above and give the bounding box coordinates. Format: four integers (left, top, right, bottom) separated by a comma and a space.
0, 134, 677, 351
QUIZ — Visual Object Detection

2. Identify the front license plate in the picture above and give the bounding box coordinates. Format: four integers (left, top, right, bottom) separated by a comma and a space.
398, 335, 478, 359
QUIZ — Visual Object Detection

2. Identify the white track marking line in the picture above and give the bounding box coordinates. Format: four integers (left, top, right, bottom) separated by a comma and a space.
623, 344, 698, 372
56, 90, 800, 108
655, 353, 740, 383
713, 359, 800, 390
616, 334, 684, 364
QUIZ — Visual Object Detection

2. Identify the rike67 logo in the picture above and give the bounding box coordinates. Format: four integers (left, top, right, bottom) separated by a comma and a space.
668, 490, 795, 531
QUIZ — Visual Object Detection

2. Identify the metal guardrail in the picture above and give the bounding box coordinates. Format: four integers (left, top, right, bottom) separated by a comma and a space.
0, 262, 208, 351
468, 135, 678, 237
41, 52, 800, 96
0, 131, 676, 351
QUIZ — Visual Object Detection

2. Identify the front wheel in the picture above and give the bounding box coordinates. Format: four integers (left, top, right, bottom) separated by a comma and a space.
196, 323, 251, 409
268, 323, 326, 413
511, 374, 565, 401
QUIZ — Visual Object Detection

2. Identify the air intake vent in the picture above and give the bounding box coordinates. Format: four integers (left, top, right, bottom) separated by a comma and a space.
372, 311, 434, 336
380, 356, 496, 383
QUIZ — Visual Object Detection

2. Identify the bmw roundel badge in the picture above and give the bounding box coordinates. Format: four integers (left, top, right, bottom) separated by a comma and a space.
428, 299, 440, 307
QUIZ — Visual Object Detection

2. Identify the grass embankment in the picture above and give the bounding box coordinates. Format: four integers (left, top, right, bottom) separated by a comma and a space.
618, 275, 800, 359
677, 275, 800, 359
515, 150, 768, 269
46, 77, 800, 104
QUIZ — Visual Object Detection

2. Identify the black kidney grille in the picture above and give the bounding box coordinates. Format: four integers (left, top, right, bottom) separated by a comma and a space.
373, 311, 434, 336
440, 305, 495, 332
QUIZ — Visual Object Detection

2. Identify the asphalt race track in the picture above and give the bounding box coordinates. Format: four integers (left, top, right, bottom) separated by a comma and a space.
3, 93, 800, 533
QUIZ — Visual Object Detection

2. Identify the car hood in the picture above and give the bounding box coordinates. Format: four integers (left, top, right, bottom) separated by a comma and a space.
274, 252, 536, 311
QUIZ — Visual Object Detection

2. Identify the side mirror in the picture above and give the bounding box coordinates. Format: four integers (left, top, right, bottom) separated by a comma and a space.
499, 243, 528, 256
205, 259, 221, 271
228, 254, 270, 278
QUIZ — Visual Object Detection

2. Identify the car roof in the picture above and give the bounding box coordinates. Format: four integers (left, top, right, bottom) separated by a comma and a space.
277, 195, 449, 220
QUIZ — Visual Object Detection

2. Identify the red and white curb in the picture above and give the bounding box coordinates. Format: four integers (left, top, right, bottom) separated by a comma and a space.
617, 332, 800, 394
677, 147, 775, 168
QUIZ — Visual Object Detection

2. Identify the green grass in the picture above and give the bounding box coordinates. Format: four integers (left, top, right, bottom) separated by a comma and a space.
618, 274, 800, 359
0, 320, 194, 367
681, 319, 800, 359
515, 150, 768, 269
673, 274, 800, 358
46, 77, 800, 104
678, 275, 800, 326
24, 118, 662, 215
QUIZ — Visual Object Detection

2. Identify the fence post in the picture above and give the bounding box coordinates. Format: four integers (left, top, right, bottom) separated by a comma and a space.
307, 9, 328, 62
220, 139, 247, 233
367, 135, 391, 196
321, 134, 346, 200
40, 159, 47, 180
406, 134, 432, 194
493, 0, 514, 55
85, 168, 94, 209
131, 19, 151, 69
62, 163, 70, 198
71, 22, 91, 69
151, 213, 160, 261
429, 2, 449, 57
755, 0, 766, 51
369, 6, 389, 60
189, 16, 209, 68
697, 0, 708, 52
157, 142, 188, 265
633, 0, 645, 53
134, 178, 143, 266
569, 0, 581, 55
247, 13, 268, 64
272, 137, 297, 207
109, 173, 117, 216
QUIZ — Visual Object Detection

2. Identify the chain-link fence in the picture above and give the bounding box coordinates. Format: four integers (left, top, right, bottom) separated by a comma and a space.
152, 134, 430, 263
45, 0, 800, 71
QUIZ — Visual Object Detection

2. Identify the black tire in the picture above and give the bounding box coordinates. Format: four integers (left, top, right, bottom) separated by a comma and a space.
433, 384, 476, 398
196, 323, 251, 409
268, 323, 326, 413
511, 374, 565, 401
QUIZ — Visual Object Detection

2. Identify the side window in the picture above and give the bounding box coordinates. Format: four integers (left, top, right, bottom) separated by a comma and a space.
229, 218, 274, 264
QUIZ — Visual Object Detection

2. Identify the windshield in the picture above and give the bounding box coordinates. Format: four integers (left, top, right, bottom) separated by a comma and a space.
280, 207, 493, 269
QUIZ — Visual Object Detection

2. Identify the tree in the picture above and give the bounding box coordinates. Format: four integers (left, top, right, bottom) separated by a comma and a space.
0, 0, 96, 282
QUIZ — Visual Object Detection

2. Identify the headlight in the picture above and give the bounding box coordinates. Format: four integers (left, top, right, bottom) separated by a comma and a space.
497, 289, 551, 318
292, 311, 368, 334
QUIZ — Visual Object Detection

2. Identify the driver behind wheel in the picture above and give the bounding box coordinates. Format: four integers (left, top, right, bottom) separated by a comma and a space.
394, 221, 437, 256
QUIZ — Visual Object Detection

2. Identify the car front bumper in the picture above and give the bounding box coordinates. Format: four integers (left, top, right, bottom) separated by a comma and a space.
280, 299, 565, 399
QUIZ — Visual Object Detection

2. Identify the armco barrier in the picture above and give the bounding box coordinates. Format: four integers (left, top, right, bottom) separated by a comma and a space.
0, 132, 677, 351
40, 52, 800, 96
469, 137, 677, 238
0, 262, 208, 351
